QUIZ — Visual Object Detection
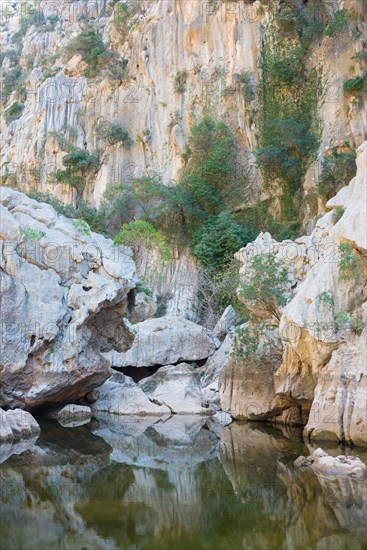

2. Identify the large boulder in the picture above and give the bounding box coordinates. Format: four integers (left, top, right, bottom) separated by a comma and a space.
91, 371, 171, 415
139, 363, 210, 414
0, 408, 40, 442
106, 316, 218, 368
295, 448, 367, 479
0, 187, 137, 410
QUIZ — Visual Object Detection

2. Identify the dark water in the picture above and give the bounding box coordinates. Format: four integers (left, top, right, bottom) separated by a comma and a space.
1, 415, 367, 550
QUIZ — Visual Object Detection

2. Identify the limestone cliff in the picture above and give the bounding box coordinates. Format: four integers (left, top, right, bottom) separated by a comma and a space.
220, 141, 367, 447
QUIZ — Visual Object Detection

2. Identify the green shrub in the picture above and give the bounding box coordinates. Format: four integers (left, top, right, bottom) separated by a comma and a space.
190, 211, 253, 271
238, 253, 290, 322
12, 10, 46, 44
63, 29, 125, 79
173, 70, 188, 93
3, 101, 24, 125
338, 243, 362, 282
51, 146, 101, 197
95, 119, 132, 147
344, 71, 367, 93
323, 9, 350, 37
114, 220, 172, 260
19, 226, 46, 241
317, 148, 356, 200
332, 206, 345, 223
2, 67, 24, 105
72, 219, 91, 235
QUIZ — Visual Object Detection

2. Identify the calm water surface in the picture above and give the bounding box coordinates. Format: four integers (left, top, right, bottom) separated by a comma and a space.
1, 415, 366, 550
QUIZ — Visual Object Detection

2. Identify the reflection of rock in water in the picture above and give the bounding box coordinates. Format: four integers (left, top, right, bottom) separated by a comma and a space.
220, 422, 367, 550
0, 422, 116, 550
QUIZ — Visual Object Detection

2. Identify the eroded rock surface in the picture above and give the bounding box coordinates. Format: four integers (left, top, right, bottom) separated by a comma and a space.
0, 408, 40, 442
0, 187, 137, 410
295, 448, 367, 479
220, 142, 367, 446
106, 316, 217, 368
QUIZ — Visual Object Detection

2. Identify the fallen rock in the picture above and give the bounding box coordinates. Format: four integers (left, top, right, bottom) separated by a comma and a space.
57, 404, 92, 427
295, 448, 367, 478
0, 408, 40, 442
92, 371, 171, 416
106, 316, 217, 368
139, 363, 210, 414
0, 187, 137, 409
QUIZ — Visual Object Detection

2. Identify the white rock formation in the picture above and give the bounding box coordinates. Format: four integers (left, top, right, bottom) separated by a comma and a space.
0, 408, 40, 442
91, 371, 171, 416
295, 448, 367, 479
139, 363, 210, 415
106, 316, 218, 368
221, 142, 367, 446
0, 187, 137, 409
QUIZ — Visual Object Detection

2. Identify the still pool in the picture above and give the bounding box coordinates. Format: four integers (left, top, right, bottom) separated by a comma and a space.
1, 415, 366, 550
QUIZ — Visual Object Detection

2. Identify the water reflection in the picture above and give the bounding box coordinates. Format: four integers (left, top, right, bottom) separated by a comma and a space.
0, 416, 366, 550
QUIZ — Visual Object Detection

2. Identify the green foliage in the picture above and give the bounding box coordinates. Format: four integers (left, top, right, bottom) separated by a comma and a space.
50, 136, 101, 197
323, 9, 350, 37
114, 220, 172, 260
2, 66, 24, 105
338, 243, 362, 282
344, 70, 367, 93
136, 284, 153, 297
3, 101, 24, 125
173, 70, 188, 92
317, 148, 356, 201
12, 10, 46, 44
317, 290, 335, 307
72, 219, 91, 235
190, 211, 254, 271
63, 29, 126, 79
256, 34, 321, 235
238, 253, 290, 322
332, 206, 345, 224
95, 119, 132, 147
19, 226, 46, 241
231, 321, 283, 367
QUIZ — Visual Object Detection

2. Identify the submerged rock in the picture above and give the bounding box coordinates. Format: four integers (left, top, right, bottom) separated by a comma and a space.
57, 404, 92, 427
0, 408, 40, 442
0, 187, 137, 410
106, 315, 217, 368
295, 448, 367, 479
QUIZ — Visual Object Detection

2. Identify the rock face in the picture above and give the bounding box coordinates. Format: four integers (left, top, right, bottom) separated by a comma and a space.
139, 363, 209, 414
295, 448, 367, 479
93, 364, 211, 416
0, 408, 40, 442
91, 371, 171, 416
106, 316, 218, 368
0, 187, 137, 410
221, 142, 367, 447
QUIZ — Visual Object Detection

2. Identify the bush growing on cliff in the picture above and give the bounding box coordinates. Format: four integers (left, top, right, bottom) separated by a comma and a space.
317, 148, 356, 200
338, 243, 363, 282
344, 70, 367, 93
190, 211, 254, 271
95, 119, 133, 147
3, 101, 24, 125
114, 220, 172, 260
51, 148, 101, 197
63, 29, 126, 79
238, 253, 290, 322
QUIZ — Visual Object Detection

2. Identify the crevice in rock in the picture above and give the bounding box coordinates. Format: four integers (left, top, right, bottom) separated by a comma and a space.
112, 365, 161, 382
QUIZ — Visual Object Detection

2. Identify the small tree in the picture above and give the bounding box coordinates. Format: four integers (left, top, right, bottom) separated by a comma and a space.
238, 253, 289, 322
114, 220, 172, 260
